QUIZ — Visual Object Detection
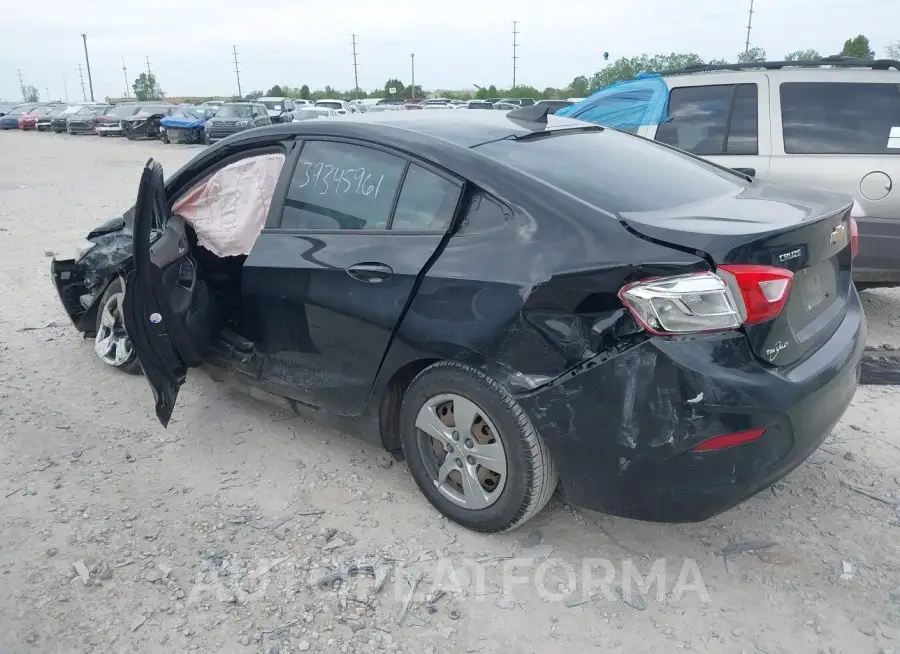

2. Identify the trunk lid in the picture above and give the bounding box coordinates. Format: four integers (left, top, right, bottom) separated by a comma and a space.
620, 181, 854, 367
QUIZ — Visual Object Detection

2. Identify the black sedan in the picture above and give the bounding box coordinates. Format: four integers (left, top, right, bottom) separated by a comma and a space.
50, 108, 865, 532
122, 104, 174, 139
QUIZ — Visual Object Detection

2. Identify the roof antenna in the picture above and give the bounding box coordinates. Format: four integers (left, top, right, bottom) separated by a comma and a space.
506, 102, 551, 125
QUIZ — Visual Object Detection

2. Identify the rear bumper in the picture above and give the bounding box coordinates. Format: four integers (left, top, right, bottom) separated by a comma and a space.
95, 125, 123, 134
69, 123, 97, 134
518, 288, 866, 522
854, 216, 900, 285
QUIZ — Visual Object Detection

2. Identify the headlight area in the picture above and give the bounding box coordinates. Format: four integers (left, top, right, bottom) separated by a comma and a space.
75, 239, 98, 262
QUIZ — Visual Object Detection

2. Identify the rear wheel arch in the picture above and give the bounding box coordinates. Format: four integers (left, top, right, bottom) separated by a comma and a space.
378, 358, 441, 454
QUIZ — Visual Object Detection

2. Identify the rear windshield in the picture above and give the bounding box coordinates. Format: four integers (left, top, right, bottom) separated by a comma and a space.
260, 100, 283, 111
315, 101, 343, 110
467, 102, 494, 109
474, 129, 744, 213
780, 82, 900, 155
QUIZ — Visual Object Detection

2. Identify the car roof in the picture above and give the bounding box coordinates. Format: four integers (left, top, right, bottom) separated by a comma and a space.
258, 96, 288, 100
234, 109, 591, 148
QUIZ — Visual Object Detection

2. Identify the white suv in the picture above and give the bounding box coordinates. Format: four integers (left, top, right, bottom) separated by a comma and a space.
572, 57, 900, 286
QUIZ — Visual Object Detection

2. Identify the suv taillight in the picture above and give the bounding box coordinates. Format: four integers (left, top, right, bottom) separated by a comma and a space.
849, 217, 859, 258
619, 265, 794, 335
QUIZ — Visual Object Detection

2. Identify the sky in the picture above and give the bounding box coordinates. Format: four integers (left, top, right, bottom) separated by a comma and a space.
1, 0, 897, 102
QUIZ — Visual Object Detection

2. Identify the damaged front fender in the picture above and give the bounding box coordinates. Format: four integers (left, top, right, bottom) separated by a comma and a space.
51, 226, 134, 336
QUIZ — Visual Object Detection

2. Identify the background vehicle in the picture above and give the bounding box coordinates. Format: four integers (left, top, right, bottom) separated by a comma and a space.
492, 102, 518, 111
313, 99, 351, 114
0, 102, 18, 117
563, 56, 900, 287
463, 100, 495, 109
160, 106, 216, 143
257, 96, 296, 123
0, 103, 42, 129
292, 106, 339, 121
52, 109, 864, 533
204, 102, 270, 144
95, 103, 141, 136
36, 104, 74, 131
498, 98, 536, 106
17, 104, 56, 130
122, 104, 175, 140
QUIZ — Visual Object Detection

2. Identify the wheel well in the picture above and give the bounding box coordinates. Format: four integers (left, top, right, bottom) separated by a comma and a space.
379, 358, 440, 454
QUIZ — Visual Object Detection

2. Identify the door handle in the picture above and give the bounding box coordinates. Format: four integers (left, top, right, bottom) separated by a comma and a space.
732, 167, 756, 177
346, 262, 394, 283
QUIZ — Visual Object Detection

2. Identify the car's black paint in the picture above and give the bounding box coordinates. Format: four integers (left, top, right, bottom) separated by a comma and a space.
53, 111, 865, 522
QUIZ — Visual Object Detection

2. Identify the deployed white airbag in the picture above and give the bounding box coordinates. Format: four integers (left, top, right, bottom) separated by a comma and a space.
172, 152, 286, 257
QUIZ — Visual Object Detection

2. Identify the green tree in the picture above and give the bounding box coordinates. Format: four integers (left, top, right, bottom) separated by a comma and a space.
299, 84, 310, 99
132, 73, 164, 101
784, 49, 821, 61
842, 34, 875, 59
588, 53, 703, 90
567, 75, 590, 97
243, 90, 263, 100
737, 47, 767, 63
542, 87, 559, 99
23, 84, 39, 102
383, 79, 405, 99
885, 41, 899, 59
266, 85, 284, 97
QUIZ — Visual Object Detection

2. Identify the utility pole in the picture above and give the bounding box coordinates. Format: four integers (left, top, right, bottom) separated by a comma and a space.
63, 76, 69, 103
81, 33, 94, 101
512, 20, 519, 88
122, 57, 129, 98
77, 63, 87, 101
410, 53, 415, 101
46, 87, 51, 101
350, 34, 360, 100
232, 45, 242, 99
744, 0, 754, 56
145, 57, 155, 99
17, 69, 26, 101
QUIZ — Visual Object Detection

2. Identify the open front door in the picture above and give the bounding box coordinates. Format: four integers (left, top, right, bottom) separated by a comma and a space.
122, 159, 218, 427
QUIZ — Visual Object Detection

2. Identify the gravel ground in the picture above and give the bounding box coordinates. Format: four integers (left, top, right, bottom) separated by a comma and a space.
1, 130, 899, 654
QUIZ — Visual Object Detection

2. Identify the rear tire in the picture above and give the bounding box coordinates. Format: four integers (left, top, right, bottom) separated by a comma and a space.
93, 278, 141, 375
399, 361, 558, 533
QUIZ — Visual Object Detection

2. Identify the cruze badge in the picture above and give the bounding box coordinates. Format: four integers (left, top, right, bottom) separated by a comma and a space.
829, 224, 846, 245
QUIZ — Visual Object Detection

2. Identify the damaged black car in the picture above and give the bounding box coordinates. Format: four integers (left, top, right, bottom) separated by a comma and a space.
122, 104, 175, 140
51, 108, 865, 532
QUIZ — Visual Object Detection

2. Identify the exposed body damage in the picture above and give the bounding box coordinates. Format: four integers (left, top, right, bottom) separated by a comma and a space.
53, 112, 865, 529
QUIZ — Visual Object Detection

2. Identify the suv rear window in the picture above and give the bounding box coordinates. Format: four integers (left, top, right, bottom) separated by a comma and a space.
655, 84, 758, 155
475, 129, 743, 214
780, 82, 900, 155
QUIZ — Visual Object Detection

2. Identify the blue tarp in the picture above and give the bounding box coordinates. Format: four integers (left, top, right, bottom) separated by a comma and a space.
556, 73, 669, 131
160, 107, 212, 129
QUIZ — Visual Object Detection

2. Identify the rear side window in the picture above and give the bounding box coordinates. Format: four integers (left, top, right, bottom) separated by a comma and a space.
780, 82, 900, 154
390, 164, 460, 231
475, 130, 743, 214
281, 141, 406, 230
655, 84, 758, 155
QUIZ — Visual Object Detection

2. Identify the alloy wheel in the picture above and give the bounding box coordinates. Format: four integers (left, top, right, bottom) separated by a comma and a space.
94, 291, 133, 367
415, 393, 508, 510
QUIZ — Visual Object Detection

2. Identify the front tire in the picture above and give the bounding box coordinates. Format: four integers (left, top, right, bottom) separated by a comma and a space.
94, 278, 141, 375
399, 361, 558, 533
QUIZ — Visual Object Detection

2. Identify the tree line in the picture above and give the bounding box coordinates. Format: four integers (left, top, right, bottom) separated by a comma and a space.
118, 34, 900, 104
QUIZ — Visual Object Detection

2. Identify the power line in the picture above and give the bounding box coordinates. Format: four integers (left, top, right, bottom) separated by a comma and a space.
81, 33, 95, 102
350, 34, 360, 100
145, 56, 152, 77
62, 76, 69, 103
512, 20, 519, 88
17, 69, 26, 101
77, 63, 87, 101
744, 0, 755, 55
232, 45, 242, 99
410, 53, 415, 101
122, 57, 129, 98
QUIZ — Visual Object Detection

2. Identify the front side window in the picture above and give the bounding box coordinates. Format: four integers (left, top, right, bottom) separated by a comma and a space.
780, 82, 900, 154
655, 84, 759, 155
281, 141, 406, 230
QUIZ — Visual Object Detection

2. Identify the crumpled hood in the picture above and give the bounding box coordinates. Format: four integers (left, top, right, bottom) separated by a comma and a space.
87, 208, 133, 239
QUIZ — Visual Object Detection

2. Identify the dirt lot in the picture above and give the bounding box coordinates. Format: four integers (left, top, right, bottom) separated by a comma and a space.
1, 130, 899, 654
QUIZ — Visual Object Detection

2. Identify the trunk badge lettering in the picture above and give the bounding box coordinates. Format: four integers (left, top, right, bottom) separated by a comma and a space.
829, 224, 846, 245
765, 340, 789, 362
150, 313, 162, 324
779, 248, 802, 262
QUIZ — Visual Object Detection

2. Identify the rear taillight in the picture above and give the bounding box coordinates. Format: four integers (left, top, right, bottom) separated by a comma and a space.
619, 265, 793, 335
717, 264, 793, 325
693, 428, 766, 452
849, 217, 859, 259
